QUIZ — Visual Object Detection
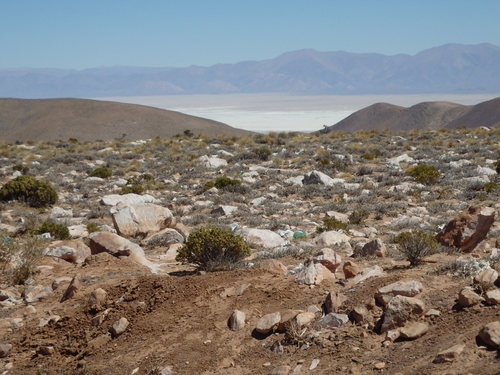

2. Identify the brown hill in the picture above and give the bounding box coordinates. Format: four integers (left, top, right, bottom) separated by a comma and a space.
329, 101, 470, 132
447, 97, 500, 128
0, 98, 251, 142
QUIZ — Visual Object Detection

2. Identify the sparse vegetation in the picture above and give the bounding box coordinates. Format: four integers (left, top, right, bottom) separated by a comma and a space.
89, 167, 112, 178
176, 226, 250, 271
35, 221, 71, 240
203, 176, 242, 192
406, 163, 441, 184
0, 175, 58, 207
317, 217, 349, 233
396, 230, 438, 267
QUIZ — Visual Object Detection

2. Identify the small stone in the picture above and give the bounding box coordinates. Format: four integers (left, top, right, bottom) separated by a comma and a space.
89, 288, 107, 311
228, 310, 245, 331
159, 366, 173, 375
271, 340, 284, 354
375, 280, 424, 306
295, 312, 316, 327
350, 306, 370, 324
0, 342, 12, 358
37, 346, 55, 355
290, 364, 302, 375
399, 321, 429, 340
374, 362, 386, 370
380, 295, 425, 333
484, 289, 500, 305
255, 312, 281, 334
270, 365, 291, 375
309, 359, 320, 370
477, 321, 500, 349
343, 261, 361, 279
60, 275, 80, 302
110, 317, 129, 337
355, 238, 386, 257
473, 268, 498, 286
425, 309, 440, 317
433, 344, 465, 363
323, 291, 347, 314
259, 259, 288, 276
314, 313, 349, 329
385, 329, 401, 342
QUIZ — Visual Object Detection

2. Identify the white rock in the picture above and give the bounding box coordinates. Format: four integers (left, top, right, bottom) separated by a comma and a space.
100, 193, 159, 206
199, 155, 228, 168
239, 228, 286, 249
112, 203, 174, 237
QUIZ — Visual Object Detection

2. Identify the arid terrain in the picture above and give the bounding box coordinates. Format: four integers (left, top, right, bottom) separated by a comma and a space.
0, 127, 499, 375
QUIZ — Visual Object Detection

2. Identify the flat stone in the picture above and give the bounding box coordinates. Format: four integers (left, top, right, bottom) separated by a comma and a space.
259, 259, 288, 276
314, 313, 349, 329
484, 289, 500, 305
380, 295, 425, 333
399, 321, 429, 340
375, 280, 424, 306
255, 312, 281, 334
457, 287, 484, 307
270, 365, 291, 375
433, 344, 465, 363
44, 240, 91, 264
351, 265, 385, 284
100, 193, 159, 206
112, 203, 174, 237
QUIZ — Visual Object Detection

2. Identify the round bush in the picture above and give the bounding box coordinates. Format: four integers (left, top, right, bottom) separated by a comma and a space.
35, 221, 71, 240
176, 226, 250, 271
0, 176, 58, 207
406, 163, 441, 184
89, 167, 112, 179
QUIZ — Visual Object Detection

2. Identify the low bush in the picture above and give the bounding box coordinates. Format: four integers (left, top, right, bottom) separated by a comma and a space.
86, 222, 100, 233
0, 234, 45, 285
13, 164, 29, 175
176, 226, 250, 271
35, 221, 71, 240
120, 184, 144, 195
0, 176, 57, 207
348, 209, 369, 225
89, 167, 112, 178
396, 230, 438, 267
317, 217, 349, 233
203, 176, 242, 192
406, 163, 441, 184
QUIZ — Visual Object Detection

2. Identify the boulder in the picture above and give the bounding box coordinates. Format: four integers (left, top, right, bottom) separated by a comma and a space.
211, 205, 238, 216
436, 206, 495, 252
44, 240, 91, 264
303, 170, 344, 187
228, 310, 245, 331
142, 228, 184, 247
199, 155, 228, 168
100, 193, 159, 206
351, 265, 385, 284
313, 248, 342, 273
112, 203, 174, 237
375, 280, 424, 306
22, 285, 53, 303
433, 344, 465, 363
294, 312, 316, 327
484, 289, 500, 305
380, 295, 425, 333
315, 231, 352, 256
255, 312, 281, 334
296, 260, 334, 285
259, 259, 288, 276
477, 321, 500, 349
457, 287, 484, 307
239, 228, 285, 249
473, 268, 498, 286
355, 238, 386, 257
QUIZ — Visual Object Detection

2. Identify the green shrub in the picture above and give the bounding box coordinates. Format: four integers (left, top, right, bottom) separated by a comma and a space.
86, 222, 100, 233
406, 163, 441, 184
13, 164, 29, 175
35, 221, 71, 240
0, 234, 45, 285
255, 147, 272, 161
0, 176, 58, 207
176, 226, 250, 271
89, 167, 112, 179
495, 159, 500, 174
317, 217, 349, 233
348, 209, 369, 225
203, 176, 241, 191
484, 182, 499, 193
396, 230, 438, 267
120, 184, 144, 195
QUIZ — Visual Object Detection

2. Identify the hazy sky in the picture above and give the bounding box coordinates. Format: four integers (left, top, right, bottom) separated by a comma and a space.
2, 0, 499, 69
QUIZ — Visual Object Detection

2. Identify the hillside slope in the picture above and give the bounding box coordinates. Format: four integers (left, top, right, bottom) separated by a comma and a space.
328, 97, 500, 131
0, 98, 250, 141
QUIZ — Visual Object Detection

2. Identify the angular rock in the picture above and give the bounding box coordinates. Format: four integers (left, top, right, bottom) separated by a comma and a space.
436, 206, 495, 252
375, 280, 424, 306
255, 312, 281, 334
433, 344, 465, 363
142, 228, 184, 247
259, 259, 288, 276
220, 283, 250, 298
270, 366, 291, 375
228, 310, 245, 331
484, 289, 500, 305
110, 317, 129, 337
399, 321, 429, 340
323, 291, 347, 314
355, 238, 386, 257
239, 228, 285, 249
313, 248, 342, 273
457, 287, 484, 307
60, 275, 80, 302
473, 268, 498, 286
477, 321, 500, 349
351, 265, 385, 284
0, 342, 12, 358
314, 313, 349, 329
44, 240, 91, 264
112, 203, 174, 237
295, 312, 316, 327
326, 211, 349, 223
380, 295, 425, 333
211, 205, 238, 216
89, 288, 107, 311
278, 309, 302, 331
49, 207, 72, 219
315, 231, 351, 251
199, 155, 227, 168
303, 170, 344, 187
270, 340, 284, 354
350, 306, 370, 324
100, 193, 159, 206
22, 285, 53, 303
296, 260, 334, 285
343, 261, 361, 279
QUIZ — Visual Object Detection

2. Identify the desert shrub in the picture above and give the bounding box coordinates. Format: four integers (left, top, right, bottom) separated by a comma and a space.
120, 184, 144, 194
89, 167, 112, 178
203, 176, 242, 191
0, 234, 45, 285
0, 176, 58, 207
317, 217, 349, 233
484, 181, 499, 193
495, 159, 500, 174
254, 147, 272, 161
176, 226, 250, 271
348, 209, 369, 225
86, 222, 100, 233
396, 230, 437, 267
35, 221, 71, 240
406, 163, 441, 184
13, 164, 29, 175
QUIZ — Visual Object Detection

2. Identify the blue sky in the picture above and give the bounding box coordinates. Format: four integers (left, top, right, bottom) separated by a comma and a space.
2, 0, 499, 69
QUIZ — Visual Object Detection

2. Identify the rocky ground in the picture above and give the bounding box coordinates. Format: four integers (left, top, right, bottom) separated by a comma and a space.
0, 128, 499, 374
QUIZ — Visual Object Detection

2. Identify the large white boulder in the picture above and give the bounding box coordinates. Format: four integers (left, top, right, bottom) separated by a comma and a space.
111, 203, 174, 237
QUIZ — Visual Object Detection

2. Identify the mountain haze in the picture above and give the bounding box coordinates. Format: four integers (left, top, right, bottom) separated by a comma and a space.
0, 98, 251, 142
328, 97, 500, 132
1, 44, 500, 97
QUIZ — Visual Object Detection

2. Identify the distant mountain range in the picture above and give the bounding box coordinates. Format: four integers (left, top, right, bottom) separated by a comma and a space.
0, 98, 250, 142
1, 43, 500, 98
327, 96, 500, 132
